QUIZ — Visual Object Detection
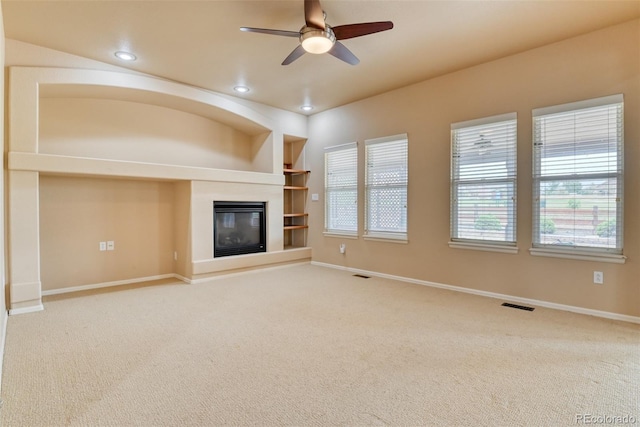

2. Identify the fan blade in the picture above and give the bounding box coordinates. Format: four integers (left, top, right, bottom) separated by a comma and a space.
328, 41, 359, 65
333, 21, 394, 40
240, 27, 300, 38
282, 45, 307, 65
304, 0, 325, 29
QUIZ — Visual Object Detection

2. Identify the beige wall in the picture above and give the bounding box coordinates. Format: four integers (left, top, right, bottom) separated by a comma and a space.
0, 1, 6, 357
307, 20, 640, 317
39, 176, 175, 290
39, 98, 254, 171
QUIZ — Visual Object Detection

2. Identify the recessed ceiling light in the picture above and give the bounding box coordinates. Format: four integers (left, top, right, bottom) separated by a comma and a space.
114, 51, 137, 61
234, 85, 250, 93
300, 105, 314, 112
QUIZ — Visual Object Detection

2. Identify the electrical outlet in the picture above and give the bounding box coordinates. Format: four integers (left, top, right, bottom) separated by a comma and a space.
593, 271, 604, 284
107, 241, 115, 251
339, 243, 346, 254
311, 193, 319, 201
99, 241, 107, 251
174, 251, 178, 261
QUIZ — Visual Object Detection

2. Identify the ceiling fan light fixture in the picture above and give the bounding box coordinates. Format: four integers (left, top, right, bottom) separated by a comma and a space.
300, 27, 335, 54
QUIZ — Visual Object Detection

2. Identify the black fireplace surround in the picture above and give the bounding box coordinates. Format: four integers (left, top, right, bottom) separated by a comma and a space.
213, 201, 266, 258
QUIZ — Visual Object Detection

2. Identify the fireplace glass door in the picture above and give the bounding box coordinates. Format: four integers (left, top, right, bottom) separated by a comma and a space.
213, 201, 266, 258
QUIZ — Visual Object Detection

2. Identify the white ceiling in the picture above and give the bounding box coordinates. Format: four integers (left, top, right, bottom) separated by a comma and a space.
2, 0, 639, 114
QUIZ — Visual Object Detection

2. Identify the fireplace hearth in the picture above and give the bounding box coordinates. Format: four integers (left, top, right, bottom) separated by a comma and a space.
213, 201, 266, 258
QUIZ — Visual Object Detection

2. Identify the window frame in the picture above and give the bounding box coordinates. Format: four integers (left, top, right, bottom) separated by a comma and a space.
324, 142, 358, 237
530, 94, 625, 263
449, 112, 518, 253
364, 134, 409, 243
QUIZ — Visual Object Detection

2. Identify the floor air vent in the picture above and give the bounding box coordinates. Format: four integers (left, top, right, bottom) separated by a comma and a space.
501, 302, 534, 311
353, 274, 370, 279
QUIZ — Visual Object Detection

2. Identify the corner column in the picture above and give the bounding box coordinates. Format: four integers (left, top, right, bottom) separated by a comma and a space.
8, 170, 43, 314
7, 68, 42, 314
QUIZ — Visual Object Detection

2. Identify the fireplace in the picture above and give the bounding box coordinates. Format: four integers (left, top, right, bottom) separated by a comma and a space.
213, 201, 266, 258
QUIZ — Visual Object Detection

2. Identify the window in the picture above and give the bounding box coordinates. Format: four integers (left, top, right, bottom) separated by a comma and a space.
532, 95, 624, 260
450, 113, 517, 249
324, 143, 358, 235
364, 134, 408, 241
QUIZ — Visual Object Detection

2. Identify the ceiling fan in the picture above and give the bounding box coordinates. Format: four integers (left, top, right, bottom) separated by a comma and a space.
240, 0, 393, 65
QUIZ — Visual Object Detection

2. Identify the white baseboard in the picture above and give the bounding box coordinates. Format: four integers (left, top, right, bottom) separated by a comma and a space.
38, 262, 311, 294
41, 274, 185, 297
37, 262, 311, 296
0, 309, 8, 395
8, 304, 45, 316
173, 273, 192, 284
311, 261, 640, 325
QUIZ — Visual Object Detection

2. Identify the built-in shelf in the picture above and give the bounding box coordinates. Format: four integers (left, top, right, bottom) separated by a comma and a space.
283, 164, 310, 249
284, 225, 309, 230
283, 168, 310, 175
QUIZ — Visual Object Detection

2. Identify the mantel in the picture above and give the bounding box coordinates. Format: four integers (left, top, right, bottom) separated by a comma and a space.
9, 152, 284, 186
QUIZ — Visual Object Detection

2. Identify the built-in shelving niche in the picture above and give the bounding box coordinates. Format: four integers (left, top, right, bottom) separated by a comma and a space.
284, 137, 309, 249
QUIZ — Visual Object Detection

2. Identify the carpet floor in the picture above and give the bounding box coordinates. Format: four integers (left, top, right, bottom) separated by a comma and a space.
0, 263, 638, 426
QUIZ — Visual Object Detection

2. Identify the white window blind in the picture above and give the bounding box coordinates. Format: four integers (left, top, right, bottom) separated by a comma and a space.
451, 113, 517, 244
325, 143, 358, 234
532, 94, 623, 254
364, 134, 408, 239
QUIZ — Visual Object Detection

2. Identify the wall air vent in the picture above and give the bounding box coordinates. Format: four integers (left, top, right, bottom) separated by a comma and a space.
501, 302, 535, 311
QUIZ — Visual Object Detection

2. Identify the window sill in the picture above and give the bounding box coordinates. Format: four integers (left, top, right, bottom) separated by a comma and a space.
363, 233, 408, 244
323, 231, 359, 239
529, 247, 626, 264
448, 241, 518, 254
